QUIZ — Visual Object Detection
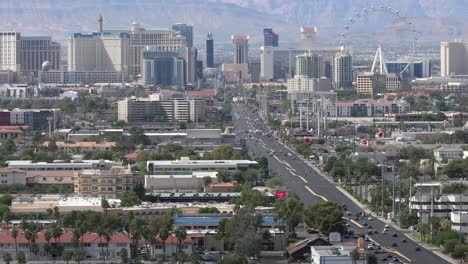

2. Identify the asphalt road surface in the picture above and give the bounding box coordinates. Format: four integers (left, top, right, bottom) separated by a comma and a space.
232, 103, 449, 264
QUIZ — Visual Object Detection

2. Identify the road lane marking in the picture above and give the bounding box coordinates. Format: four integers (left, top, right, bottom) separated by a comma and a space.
383, 246, 412, 263
305, 186, 328, 201
350, 219, 364, 228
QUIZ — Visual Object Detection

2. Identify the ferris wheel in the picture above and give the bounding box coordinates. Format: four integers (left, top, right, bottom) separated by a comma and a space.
340, 5, 417, 76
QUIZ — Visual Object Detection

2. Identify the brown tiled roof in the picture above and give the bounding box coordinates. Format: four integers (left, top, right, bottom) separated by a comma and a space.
0, 230, 131, 244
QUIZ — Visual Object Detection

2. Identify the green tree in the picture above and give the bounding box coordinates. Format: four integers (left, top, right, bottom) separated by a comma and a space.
121, 192, 141, 207
118, 248, 128, 264
129, 217, 143, 257
63, 251, 73, 264
219, 254, 247, 264
11, 227, 18, 252
443, 239, 459, 254
350, 248, 360, 264
174, 226, 187, 255
15, 251, 26, 264
368, 254, 378, 264
2, 253, 12, 264
266, 176, 283, 188
400, 209, 419, 229
198, 207, 220, 214
274, 194, 304, 236
190, 253, 201, 264
176, 251, 189, 264
304, 202, 345, 235
159, 228, 170, 262
202, 176, 212, 187
234, 189, 272, 207
451, 244, 468, 261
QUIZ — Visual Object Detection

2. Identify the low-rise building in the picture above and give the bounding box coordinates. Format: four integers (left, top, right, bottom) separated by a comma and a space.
204, 181, 238, 192
147, 157, 258, 175
173, 214, 282, 230
311, 244, 368, 264
451, 211, 468, 239
336, 98, 410, 117
152, 235, 193, 258
0, 168, 27, 185
0, 229, 131, 261
0, 125, 27, 140
6, 156, 119, 186
43, 141, 117, 153
10, 195, 120, 214
434, 147, 464, 162
145, 172, 218, 192
74, 166, 135, 199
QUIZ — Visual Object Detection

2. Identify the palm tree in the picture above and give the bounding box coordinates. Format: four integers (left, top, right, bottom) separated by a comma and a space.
52, 223, 63, 244
31, 243, 40, 261
142, 226, 155, 259
104, 230, 112, 263
97, 226, 105, 259
73, 250, 85, 264
44, 229, 52, 256
46, 208, 54, 220
15, 251, 26, 264
11, 227, 18, 253
2, 253, 12, 264
159, 228, 170, 262
53, 206, 61, 223
350, 248, 360, 264
62, 251, 73, 264
174, 227, 187, 255
129, 217, 143, 257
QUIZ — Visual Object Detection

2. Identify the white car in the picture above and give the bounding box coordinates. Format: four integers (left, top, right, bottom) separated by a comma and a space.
367, 216, 373, 221
367, 244, 374, 250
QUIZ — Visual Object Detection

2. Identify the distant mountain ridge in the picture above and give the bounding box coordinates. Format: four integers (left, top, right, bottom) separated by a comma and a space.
0, 0, 466, 47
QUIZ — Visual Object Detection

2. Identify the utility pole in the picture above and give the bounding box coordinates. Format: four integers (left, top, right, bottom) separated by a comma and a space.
409, 175, 413, 214
306, 99, 309, 131
392, 162, 396, 221
398, 175, 402, 227
381, 164, 385, 218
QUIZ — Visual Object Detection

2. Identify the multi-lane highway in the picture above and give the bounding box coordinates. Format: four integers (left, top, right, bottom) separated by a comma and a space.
232, 102, 449, 264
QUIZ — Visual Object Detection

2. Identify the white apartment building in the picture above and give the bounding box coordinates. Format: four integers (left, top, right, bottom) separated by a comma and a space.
441, 41, 468, 76
410, 182, 468, 219
145, 171, 218, 192
117, 96, 206, 123
147, 156, 258, 175
5, 156, 114, 172
336, 98, 410, 117
0, 32, 20, 72
451, 212, 468, 239
287, 76, 332, 96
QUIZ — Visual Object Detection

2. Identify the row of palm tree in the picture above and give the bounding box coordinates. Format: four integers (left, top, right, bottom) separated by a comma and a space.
8, 208, 188, 263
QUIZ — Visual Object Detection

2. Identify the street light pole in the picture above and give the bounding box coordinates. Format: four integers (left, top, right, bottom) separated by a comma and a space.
381, 164, 385, 218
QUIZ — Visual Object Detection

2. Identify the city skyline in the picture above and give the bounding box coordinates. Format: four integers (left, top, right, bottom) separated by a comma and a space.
1, 0, 467, 48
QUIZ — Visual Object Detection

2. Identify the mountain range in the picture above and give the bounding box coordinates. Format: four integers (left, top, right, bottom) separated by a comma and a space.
0, 0, 467, 48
